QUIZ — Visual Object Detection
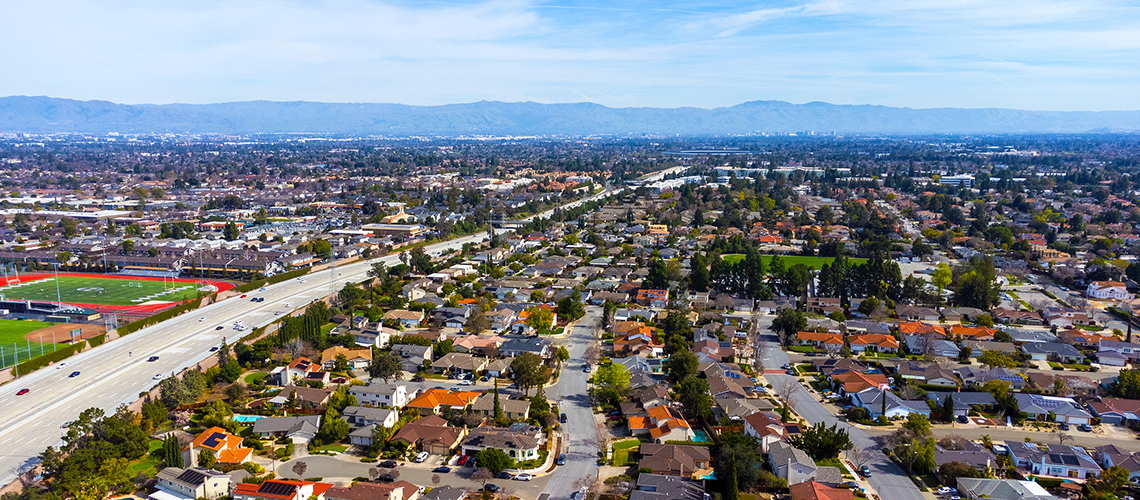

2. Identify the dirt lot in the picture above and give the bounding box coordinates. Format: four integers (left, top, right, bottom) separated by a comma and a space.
23, 323, 107, 343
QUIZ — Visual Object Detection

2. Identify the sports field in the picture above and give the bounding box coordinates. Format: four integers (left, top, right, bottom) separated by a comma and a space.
0, 319, 55, 368
720, 254, 867, 269
0, 273, 233, 310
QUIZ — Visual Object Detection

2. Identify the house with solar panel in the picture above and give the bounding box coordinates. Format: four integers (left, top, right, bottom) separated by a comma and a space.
151, 467, 231, 500
182, 427, 253, 468
1004, 442, 1101, 479
232, 479, 334, 500
1013, 394, 1093, 425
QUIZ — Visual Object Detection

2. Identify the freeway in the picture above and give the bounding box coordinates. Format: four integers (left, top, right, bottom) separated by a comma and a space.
0, 185, 622, 487
757, 331, 925, 500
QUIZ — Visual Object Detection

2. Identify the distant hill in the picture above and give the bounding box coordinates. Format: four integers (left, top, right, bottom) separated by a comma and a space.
1, 96, 1138, 135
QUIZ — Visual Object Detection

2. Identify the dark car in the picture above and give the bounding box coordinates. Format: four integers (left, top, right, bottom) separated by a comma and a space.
497, 472, 513, 480
1059, 422, 1070, 431
412, 376, 425, 382
556, 454, 566, 465
860, 466, 871, 477
16, 388, 29, 396
147, 356, 159, 362
257, 297, 265, 302
484, 485, 500, 493
843, 482, 859, 489
1079, 424, 1093, 432
251, 297, 258, 302
957, 415, 968, 424
560, 413, 568, 423
69, 371, 80, 378
215, 326, 224, 330
582, 365, 590, 373
379, 460, 398, 468
209, 346, 220, 352
432, 466, 451, 473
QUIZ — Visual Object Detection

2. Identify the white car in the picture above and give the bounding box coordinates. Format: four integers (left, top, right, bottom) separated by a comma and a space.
199, 317, 206, 322
937, 487, 956, 495
413, 451, 429, 463
459, 380, 473, 386
56, 362, 68, 369
153, 373, 163, 380
513, 473, 532, 481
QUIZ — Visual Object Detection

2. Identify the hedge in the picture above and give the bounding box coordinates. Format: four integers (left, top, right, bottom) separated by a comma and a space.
117, 296, 207, 336
233, 267, 312, 294
87, 334, 107, 348
11, 340, 87, 377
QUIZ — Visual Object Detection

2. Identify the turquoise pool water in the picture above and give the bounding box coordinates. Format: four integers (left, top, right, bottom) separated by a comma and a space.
232, 415, 265, 423
692, 430, 708, 442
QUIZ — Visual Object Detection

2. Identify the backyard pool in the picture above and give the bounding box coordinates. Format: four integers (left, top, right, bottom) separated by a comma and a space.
232, 415, 265, 423
692, 430, 708, 442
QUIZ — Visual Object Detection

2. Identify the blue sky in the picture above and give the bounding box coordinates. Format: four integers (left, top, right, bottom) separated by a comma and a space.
2, 0, 1138, 110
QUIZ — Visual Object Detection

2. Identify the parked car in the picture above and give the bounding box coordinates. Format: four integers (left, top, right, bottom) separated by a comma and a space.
861, 466, 871, 477
937, 487, 957, 495
560, 413, 568, 423
843, 482, 859, 489
379, 460, 398, 468
412, 376, 425, 382
957, 415, 969, 423
1059, 422, 1070, 431
432, 467, 451, 473
582, 365, 590, 373
496, 472, 513, 480
513, 473, 532, 481
480, 375, 490, 381
459, 380, 473, 386
556, 454, 566, 465
1079, 424, 1093, 432
484, 484, 500, 493
413, 452, 429, 463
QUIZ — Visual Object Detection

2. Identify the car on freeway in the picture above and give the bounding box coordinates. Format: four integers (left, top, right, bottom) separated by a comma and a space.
147, 356, 159, 362
61, 421, 72, 429
496, 472, 513, 479
379, 460, 398, 468
241, 294, 247, 298
215, 326, 224, 330
153, 373, 164, 380
257, 297, 265, 302
556, 454, 566, 465
259, 287, 266, 292
251, 297, 258, 302
860, 466, 871, 477
56, 362, 68, 369
513, 473, 532, 481
432, 467, 451, 473
209, 346, 220, 352
69, 371, 80, 378
16, 388, 29, 396
560, 413, 567, 423
483, 485, 500, 493
199, 317, 206, 321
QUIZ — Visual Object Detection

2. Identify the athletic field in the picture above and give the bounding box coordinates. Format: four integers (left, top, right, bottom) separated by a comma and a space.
0, 319, 54, 368
0, 275, 200, 306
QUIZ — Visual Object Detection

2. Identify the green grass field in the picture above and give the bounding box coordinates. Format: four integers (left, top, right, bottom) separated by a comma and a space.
720, 254, 867, 269
0, 276, 198, 306
0, 319, 55, 368
612, 438, 642, 467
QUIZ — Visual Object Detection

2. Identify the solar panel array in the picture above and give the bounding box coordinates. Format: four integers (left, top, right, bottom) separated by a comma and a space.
177, 469, 207, 485
202, 432, 226, 448
258, 481, 297, 497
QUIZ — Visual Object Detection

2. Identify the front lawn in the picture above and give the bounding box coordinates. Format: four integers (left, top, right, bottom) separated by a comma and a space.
612, 438, 642, 467
245, 372, 269, 384
311, 443, 349, 454
815, 457, 843, 469
791, 346, 821, 354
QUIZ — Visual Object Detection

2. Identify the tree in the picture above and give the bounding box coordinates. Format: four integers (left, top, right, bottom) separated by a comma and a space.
666, 349, 699, 382
938, 461, 984, 483
320, 408, 351, 442
789, 422, 853, 460
525, 307, 555, 335
931, 263, 952, 302
902, 413, 932, 437
224, 382, 247, 401
368, 351, 402, 383
771, 308, 806, 347
1110, 369, 1140, 399
466, 308, 490, 334
475, 448, 515, 474
847, 443, 876, 472
223, 221, 239, 241
292, 460, 308, 479
858, 296, 881, 316
714, 433, 764, 492
334, 353, 351, 373
367, 262, 387, 279
529, 387, 552, 424
510, 352, 548, 396
163, 434, 183, 467
471, 467, 493, 486
121, 239, 135, 254
198, 449, 216, 469
595, 362, 630, 389
556, 294, 585, 322
677, 377, 713, 420
977, 350, 1019, 369
1092, 465, 1130, 498
645, 259, 671, 290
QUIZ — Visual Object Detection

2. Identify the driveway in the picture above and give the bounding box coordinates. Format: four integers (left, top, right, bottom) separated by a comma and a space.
757, 331, 925, 500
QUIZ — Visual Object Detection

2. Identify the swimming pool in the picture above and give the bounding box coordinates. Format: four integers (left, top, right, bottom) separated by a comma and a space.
232, 415, 265, 423
692, 430, 708, 442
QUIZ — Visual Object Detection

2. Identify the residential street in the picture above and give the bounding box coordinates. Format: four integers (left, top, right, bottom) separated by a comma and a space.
277, 455, 552, 497
757, 329, 925, 500
861, 424, 1140, 453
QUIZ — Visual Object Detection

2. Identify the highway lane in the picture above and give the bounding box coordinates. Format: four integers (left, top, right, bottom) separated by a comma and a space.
0, 186, 621, 487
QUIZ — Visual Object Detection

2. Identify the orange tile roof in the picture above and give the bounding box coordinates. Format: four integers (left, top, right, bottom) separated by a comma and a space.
949, 324, 996, 338
628, 416, 651, 430
831, 371, 890, 393
790, 480, 854, 500
796, 331, 844, 345
406, 388, 481, 410
849, 334, 899, 349
898, 321, 945, 336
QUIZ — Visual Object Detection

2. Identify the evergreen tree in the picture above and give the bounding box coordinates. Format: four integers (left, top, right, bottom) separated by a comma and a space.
164, 434, 183, 467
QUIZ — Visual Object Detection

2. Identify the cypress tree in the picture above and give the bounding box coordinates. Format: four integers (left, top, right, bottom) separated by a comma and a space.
164, 434, 183, 467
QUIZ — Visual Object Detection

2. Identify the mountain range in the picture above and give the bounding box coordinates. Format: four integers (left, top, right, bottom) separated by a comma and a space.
1, 95, 1138, 136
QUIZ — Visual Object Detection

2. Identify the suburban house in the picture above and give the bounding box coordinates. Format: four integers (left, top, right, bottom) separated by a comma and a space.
904, 336, 960, 358
789, 481, 853, 500
152, 467, 231, 500
637, 444, 713, 479
392, 344, 432, 373
459, 426, 542, 461
1020, 343, 1086, 364
957, 367, 1026, 390
1088, 397, 1140, 426
1005, 442, 1101, 479
471, 393, 531, 420
320, 346, 372, 370
630, 474, 707, 500
743, 411, 793, 453
353, 322, 393, 348
896, 362, 958, 387
499, 337, 554, 358
851, 387, 932, 419
925, 392, 999, 418
431, 352, 489, 375
1013, 394, 1093, 424
405, 388, 481, 414
1094, 444, 1140, 484
350, 383, 414, 408
1099, 340, 1140, 366
768, 441, 841, 486
896, 305, 940, 322
897, 321, 946, 337
941, 307, 987, 322
325, 481, 420, 500
991, 308, 1045, 326
828, 369, 890, 395
629, 404, 695, 443
283, 357, 324, 386
422, 486, 467, 500
1027, 373, 1098, 398
716, 398, 776, 421
452, 335, 506, 355
935, 440, 996, 473
182, 427, 252, 468
1088, 281, 1130, 300
232, 480, 334, 500
382, 309, 425, 328
251, 415, 322, 443
796, 331, 844, 349
848, 334, 900, 354
342, 406, 399, 428
955, 478, 1060, 500
270, 386, 333, 409
390, 415, 467, 455
949, 325, 997, 342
